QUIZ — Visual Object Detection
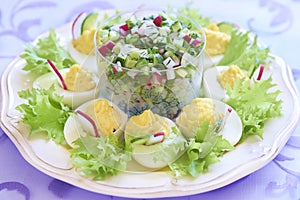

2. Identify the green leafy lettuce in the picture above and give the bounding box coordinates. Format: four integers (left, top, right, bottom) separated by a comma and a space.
20, 29, 76, 75
171, 6, 214, 28
169, 120, 234, 177
218, 30, 272, 77
16, 85, 71, 144
226, 78, 282, 142
69, 134, 132, 180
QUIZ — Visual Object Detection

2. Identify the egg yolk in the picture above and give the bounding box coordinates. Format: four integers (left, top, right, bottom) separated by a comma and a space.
179, 98, 215, 127
72, 28, 96, 54
126, 110, 171, 136
64, 64, 96, 92
204, 24, 230, 56
87, 99, 121, 136
217, 65, 246, 89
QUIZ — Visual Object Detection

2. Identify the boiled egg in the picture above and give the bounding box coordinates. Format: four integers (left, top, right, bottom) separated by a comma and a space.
176, 98, 242, 146
125, 110, 186, 169
203, 65, 247, 101
203, 23, 231, 69
64, 98, 128, 148
33, 64, 99, 108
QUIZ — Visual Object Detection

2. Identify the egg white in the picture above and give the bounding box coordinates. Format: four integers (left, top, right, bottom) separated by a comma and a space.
32, 68, 100, 108
126, 118, 186, 169
64, 98, 128, 148
177, 98, 242, 146
67, 41, 98, 73
203, 52, 223, 69
203, 66, 230, 101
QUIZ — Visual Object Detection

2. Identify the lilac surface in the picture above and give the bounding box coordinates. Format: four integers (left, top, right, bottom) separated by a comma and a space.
0, 0, 300, 199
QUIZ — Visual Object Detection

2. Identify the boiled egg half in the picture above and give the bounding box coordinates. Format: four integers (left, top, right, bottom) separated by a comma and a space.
176, 98, 242, 146
33, 64, 99, 108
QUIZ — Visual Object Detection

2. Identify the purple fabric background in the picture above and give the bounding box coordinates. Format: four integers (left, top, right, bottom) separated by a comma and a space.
0, 0, 299, 199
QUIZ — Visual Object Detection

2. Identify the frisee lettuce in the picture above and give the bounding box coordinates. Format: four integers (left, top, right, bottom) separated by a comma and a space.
169, 120, 234, 177
69, 134, 131, 180
225, 78, 282, 142
218, 30, 272, 77
20, 29, 76, 75
171, 7, 214, 28
16, 85, 71, 144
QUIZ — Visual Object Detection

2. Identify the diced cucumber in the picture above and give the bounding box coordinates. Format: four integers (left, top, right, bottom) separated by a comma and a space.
153, 54, 163, 64
125, 57, 138, 68
136, 59, 148, 68
217, 22, 236, 34
129, 51, 140, 60
130, 134, 152, 144
171, 21, 182, 32
81, 13, 99, 34
176, 68, 188, 78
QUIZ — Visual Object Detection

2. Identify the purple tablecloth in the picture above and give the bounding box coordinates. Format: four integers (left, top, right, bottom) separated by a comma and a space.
1, 0, 300, 199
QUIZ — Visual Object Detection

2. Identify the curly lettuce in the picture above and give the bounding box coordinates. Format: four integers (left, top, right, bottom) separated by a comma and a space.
16, 85, 71, 144
226, 78, 282, 142
218, 30, 272, 77
69, 134, 132, 180
169, 120, 234, 177
20, 29, 76, 75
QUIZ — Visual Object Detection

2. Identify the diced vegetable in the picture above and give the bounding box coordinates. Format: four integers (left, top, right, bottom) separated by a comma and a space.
81, 13, 99, 34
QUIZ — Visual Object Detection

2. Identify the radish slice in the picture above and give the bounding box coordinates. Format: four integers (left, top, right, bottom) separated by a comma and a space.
76, 110, 99, 137
153, 132, 165, 137
256, 64, 265, 80
98, 45, 109, 57
153, 15, 163, 26
119, 23, 129, 31
47, 59, 68, 90
183, 35, 192, 43
192, 39, 201, 46
72, 12, 86, 40
145, 134, 165, 145
105, 41, 116, 50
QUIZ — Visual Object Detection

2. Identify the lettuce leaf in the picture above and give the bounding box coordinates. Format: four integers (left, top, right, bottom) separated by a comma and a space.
226, 78, 282, 142
20, 29, 76, 75
69, 134, 132, 180
218, 30, 250, 66
218, 30, 272, 77
16, 85, 71, 144
172, 7, 214, 28
169, 120, 234, 177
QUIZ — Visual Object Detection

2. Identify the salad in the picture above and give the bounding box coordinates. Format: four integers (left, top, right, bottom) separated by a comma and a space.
15, 7, 282, 180
95, 10, 206, 119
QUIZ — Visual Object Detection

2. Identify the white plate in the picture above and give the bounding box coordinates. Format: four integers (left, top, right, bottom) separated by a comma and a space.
1, 22, 300, 198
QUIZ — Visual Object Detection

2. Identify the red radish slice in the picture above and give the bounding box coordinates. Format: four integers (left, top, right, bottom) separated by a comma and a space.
146, 134, 165, 145
119, 28, 128, 36
192, 39, 201, 46
72, 12, 85, 40
256, 64, 265, 80
47, 59, 68, 90
76, 110, 99, 137
153, 15, 163, 26
98, 45, 109, 56
154, 132, 165, 137
119, 23, 129, 31
112, 66, 119, 73
105, 41, 115, 50
183, 35, 192, 43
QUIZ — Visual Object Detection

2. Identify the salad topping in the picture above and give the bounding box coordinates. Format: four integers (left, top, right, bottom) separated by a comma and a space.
216, 65, 247, 89
64, 64, 96, 91
86, 99, 122, 136
204, 23, 230, 56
